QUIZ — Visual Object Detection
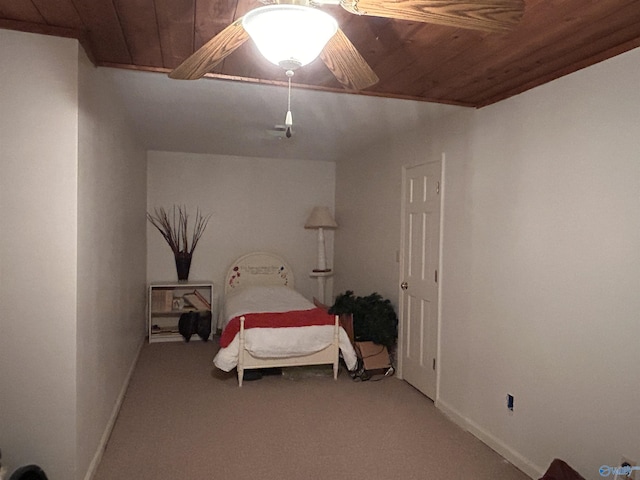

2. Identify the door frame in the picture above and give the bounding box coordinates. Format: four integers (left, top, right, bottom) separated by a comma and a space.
397, 154, 446, 401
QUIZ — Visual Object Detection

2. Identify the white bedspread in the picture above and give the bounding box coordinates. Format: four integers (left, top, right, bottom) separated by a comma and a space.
214, 286, 357, 372
222, 285, 314, 329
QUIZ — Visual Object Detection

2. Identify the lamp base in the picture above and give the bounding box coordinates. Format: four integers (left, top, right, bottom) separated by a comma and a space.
309, 270, 333, 304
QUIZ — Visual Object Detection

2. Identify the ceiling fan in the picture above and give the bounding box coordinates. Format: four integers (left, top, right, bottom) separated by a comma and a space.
169, 0, 525, 91
266, 124, 294, 138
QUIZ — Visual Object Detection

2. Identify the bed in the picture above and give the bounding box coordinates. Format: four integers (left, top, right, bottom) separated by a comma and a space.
213, 252, 358, 386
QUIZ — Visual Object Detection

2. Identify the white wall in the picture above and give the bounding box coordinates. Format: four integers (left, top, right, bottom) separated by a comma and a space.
336, 47, 640, 479
432, 48, 640, 479
334, 103, 464, 303
147, 151, 336, 315
0, 30, 147, 480
0, 30, 79, 478
76, 51, 147, 478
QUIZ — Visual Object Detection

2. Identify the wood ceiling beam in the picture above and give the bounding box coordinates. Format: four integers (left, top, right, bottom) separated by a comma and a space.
100, 61, 475, 107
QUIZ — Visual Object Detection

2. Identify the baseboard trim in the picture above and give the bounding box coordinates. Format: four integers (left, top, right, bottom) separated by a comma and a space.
435, 398, 545, 480
83, 337, 145, 480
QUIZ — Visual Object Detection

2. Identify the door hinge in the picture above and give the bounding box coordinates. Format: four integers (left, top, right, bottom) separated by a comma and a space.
435, 270, 438, 283
436, 181, 440, 194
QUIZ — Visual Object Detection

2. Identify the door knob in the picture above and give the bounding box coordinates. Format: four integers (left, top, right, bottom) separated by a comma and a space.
401, 281, 408, 290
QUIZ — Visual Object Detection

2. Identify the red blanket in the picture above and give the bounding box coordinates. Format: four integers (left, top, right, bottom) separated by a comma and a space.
219, 307, 335, 348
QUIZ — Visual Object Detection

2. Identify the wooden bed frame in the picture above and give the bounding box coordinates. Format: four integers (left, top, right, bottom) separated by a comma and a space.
224, 252, 342, 387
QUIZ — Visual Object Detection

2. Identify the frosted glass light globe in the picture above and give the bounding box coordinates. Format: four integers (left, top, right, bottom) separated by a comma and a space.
243, 5, 338, 70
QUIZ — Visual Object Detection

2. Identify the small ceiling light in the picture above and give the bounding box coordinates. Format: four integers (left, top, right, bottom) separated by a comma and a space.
242, 4, 338, 71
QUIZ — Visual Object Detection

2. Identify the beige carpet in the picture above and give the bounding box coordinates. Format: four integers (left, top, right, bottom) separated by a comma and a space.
93, 340, 531, 480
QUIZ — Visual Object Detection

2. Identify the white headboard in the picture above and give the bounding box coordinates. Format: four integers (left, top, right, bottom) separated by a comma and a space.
224, 252, 294, 294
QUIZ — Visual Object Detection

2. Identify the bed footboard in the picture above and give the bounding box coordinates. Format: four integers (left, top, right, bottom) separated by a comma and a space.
237, 315, 341, 387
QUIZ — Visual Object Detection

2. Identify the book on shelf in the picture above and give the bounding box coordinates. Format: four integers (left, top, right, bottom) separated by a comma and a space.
151, 324, 179, 334
151, 289, 173, 312
183, 291, 210, 311
193, 289, 212, 310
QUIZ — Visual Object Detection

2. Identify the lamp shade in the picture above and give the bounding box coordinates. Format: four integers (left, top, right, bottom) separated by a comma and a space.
242, 5, 338, 70
305, 206, 338, 229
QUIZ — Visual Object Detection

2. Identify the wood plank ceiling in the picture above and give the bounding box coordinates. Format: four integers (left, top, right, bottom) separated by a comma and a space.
1, 0, 639, 107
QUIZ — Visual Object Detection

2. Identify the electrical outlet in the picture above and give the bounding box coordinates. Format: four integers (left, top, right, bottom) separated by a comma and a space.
614, 456, 638, 480
507, 393, 514, 412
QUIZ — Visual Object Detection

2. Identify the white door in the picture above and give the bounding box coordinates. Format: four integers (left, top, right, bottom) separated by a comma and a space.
399, 160, 441, 400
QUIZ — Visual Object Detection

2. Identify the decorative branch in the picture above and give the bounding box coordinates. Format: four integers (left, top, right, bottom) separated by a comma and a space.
147, 205, 211, 256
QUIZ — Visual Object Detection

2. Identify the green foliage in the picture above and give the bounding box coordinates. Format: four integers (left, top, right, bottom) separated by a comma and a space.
329, 290, 398, 349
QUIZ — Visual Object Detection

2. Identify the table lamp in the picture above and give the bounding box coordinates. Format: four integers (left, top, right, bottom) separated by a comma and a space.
304, 206, 337, 272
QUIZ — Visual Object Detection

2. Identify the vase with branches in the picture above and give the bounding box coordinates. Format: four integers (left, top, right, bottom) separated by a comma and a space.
147, 205, 211, 281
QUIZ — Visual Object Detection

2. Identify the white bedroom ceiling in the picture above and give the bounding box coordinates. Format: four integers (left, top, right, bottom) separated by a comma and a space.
103, 67, 465, 162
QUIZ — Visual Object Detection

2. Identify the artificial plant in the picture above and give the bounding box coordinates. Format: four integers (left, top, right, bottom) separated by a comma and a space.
329, 290, 398, 349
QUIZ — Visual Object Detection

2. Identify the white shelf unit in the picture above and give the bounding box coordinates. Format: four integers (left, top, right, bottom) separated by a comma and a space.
148, 281, 214, 343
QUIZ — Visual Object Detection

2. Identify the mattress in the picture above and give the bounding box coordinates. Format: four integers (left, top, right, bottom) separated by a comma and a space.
214, 285, 357, 372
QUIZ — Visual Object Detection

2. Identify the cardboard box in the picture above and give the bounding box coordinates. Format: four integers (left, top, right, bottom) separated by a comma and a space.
356, 341, 391, 371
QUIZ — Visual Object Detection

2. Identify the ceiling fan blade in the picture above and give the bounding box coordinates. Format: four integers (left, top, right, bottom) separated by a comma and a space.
320, 28, 379, 91
340, 0, 525, 32
169, 19, 249, 80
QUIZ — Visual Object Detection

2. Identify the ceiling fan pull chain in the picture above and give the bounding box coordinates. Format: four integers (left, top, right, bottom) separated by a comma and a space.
285, 69, 294, 138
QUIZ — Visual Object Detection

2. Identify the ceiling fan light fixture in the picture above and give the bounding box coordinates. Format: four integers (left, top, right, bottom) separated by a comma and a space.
242, 5, 338, 70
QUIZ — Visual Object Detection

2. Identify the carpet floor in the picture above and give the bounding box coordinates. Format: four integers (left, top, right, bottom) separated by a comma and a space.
93, 339, 531, 480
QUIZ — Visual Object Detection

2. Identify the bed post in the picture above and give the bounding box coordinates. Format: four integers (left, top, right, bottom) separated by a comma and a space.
238, 316, 246, 387
333, 315, 339, 380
